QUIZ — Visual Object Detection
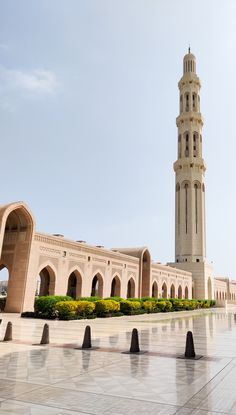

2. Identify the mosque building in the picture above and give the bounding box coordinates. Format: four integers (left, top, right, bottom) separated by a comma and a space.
0, 50, 235, 313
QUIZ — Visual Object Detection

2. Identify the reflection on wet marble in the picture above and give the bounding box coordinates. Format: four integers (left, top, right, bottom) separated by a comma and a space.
0, 308, 236, 413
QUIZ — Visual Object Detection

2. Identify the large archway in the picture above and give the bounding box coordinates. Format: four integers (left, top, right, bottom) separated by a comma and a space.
110, 275, 121, 297
91, 273, 103, 297
67, 270, 82, 299
162, 282, 167, 298
170, 284, 175, 298
152, 281, 158, 298
141, 249, 151, 297
0, 203, 35, 312
37, 266, 56, 296
127, 278, 135, 298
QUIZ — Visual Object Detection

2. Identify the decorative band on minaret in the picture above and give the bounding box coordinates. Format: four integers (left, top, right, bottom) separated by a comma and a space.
174, 50, 206, 264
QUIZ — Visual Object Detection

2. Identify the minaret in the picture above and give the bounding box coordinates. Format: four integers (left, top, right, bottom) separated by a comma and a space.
168, 49, 214, 300
175, 49, 206, 263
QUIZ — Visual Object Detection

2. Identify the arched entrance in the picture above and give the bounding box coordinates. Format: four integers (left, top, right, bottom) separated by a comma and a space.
0, 265, 9, 311
185, 286, 189, 299
0, 203, 35, 312
37, 266, 56, 296
152, 281, 158, 298
178, 285, 182, 299
127, 278, 135, 298
141, 249, 151, 297
170, 284, 175, 298
110, 275, 121, 297
208, 277, 212, 300
91, 273, 103, 297
162, 282, 167, 298
67, 270, 82, 299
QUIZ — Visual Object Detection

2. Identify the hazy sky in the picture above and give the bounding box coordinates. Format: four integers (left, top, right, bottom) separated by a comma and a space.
0, 0, 235, 280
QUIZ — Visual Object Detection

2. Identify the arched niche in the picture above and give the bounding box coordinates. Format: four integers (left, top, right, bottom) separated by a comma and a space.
127, 277, 135, 298
91, 273, 103, 297
110, 275, 121, 297
67, 270, 82, 299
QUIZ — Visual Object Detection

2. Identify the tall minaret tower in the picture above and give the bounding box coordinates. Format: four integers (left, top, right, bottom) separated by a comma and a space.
175, 48, 206, 263
169, 49, 214, 300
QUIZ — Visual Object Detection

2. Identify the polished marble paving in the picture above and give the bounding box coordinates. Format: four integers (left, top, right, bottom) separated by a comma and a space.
0, 307, 236, 413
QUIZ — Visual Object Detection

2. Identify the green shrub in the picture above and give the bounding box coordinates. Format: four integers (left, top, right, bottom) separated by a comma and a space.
95, 300, 120, 316
120, 300, 141, 314
127, 297, 143, 303
143, 300, 157, 313
77, 301, 96, 317
77, 296, 100, 302
55, 301, 79, 319
104, 297, 123, 302
34, 296, 72, 319
171, 300, 185, 311
141, 297, 157, 302
156, 300, 172, 312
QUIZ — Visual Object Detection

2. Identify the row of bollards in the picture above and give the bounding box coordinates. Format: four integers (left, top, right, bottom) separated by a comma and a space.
1, 321, 201, 359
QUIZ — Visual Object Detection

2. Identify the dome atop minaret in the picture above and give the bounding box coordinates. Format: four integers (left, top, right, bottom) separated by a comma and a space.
183, 47, 196, 74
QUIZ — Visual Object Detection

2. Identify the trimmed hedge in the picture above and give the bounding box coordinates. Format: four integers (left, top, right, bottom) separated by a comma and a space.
34, 296, 72, 319
21, 296, 216, 320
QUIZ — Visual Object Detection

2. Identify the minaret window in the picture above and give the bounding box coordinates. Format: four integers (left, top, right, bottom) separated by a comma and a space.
184, 183, 188, 234
180, 95, 183, 112
184, 133, 189, 157
193, 132, 199, 157
176, 183, 180, 234
185, 94, 189, 111
178, 135, 181, 158
194, 184, 198, 233
192, 93, 197, 111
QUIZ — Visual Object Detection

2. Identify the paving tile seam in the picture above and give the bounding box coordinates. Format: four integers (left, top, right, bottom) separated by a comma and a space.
174, 358, 234, 413
23, 382, 185, 409
5, 398, 95, 415
15, 395, 181, 415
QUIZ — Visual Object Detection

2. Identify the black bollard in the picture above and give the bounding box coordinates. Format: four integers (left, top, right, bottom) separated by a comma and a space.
178, 330, 203, 360
130, 328, 140, 353
185, 331, 195, 358
82, 325, 92, 349
40, 324, 49, 345
122, 328, 146, 354
3, 321, 12, 341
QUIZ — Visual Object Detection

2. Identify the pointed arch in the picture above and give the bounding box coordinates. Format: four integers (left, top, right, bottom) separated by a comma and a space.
67, 269, 82, 299
37, 264, 56, 296
0, 202, 35, 312
184, 286, 189, 299
91, 272, 103, 297
127, 277, 135, 298
170, 284, 175, 298
162, 282, 167, 298
110, 275, 121, 297
152, 281, 158, 298
178, 285, 183, 299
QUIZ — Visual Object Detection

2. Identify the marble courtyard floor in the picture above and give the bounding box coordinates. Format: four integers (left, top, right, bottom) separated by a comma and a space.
0, 308, 236, 414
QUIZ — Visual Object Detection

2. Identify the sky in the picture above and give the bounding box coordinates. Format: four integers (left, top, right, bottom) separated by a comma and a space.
0, 0, 235, 280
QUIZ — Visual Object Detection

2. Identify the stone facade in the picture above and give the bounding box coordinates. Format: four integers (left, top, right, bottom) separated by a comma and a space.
0, 201, 193, 312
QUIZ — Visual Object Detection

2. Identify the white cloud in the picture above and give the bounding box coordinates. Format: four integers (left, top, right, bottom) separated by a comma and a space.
0, 65, 59, 95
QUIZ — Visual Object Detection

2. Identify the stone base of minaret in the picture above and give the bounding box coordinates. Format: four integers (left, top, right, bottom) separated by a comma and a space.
168, 261, 214, 300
